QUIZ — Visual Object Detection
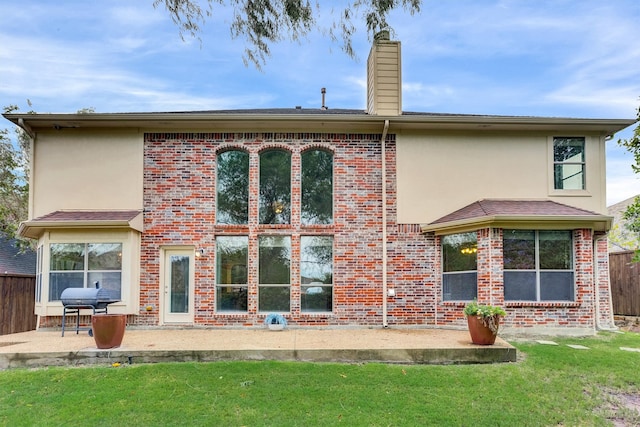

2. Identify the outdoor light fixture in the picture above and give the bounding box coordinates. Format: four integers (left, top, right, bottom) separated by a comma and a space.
196, 248, 205, 257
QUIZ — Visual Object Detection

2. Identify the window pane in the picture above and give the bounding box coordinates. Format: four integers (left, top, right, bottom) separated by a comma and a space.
88, 243, 122, 270
216, 286, 248, 311
554, 137, 585, 162
539, 231, 572, 269
259, 286, 291, 312
302, 286, 332, 312
259, 150, 291, 224
504, 271, 536, 301
88, 272, 121, 300
300, 236, 332, 284
503, 230, 535, 269
554, 164, 584, 190
216, 236, 248, 285
442, 232, 477, 272
301, 149, 333, 224
259, 236, 291, 284
170, 255, 190, 313
540, 272, 574, 301
49, 272, 84, 300
50, 243, 84, 271
217, 150, 249, 224
443, 272, 477, 301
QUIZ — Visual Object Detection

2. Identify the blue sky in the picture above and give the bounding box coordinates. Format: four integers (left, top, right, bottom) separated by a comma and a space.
0, 0, 638, 205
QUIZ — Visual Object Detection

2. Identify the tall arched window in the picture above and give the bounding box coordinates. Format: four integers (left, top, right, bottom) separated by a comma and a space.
216, 150, 249, 224
301, 149, 333, 225
259, 149, 291, 224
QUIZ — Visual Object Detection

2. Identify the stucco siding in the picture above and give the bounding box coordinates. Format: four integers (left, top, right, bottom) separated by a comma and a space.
31, 129, 143, 218
396, 131, 606, 224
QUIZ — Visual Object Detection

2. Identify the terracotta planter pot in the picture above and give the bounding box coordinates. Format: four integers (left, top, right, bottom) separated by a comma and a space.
466, 315, 499, 345
92, 314, 126, 349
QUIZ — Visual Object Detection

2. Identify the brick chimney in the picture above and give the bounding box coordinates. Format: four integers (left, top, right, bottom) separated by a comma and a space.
366, 34, 402, 116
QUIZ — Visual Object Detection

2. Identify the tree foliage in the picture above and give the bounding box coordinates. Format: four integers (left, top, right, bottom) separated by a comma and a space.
617, 100, 640, 260
154, 0, 421, 68
0, 105, 29, 242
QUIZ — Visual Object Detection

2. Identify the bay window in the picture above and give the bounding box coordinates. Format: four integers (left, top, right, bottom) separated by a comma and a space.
49, 243, 122, 301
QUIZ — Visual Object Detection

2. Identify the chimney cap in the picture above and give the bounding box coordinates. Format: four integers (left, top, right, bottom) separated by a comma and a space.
374, 29, 390, 41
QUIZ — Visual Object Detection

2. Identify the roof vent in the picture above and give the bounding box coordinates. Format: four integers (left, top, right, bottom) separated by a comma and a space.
321, 87, 328, 110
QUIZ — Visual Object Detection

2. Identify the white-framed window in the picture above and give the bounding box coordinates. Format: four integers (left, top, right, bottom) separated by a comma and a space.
49, 243, 122, 301
503, 230, 574, 301
215, 236, 248, 312
553, 137, 585, 190
442, 232, 478, 301
258, 235, 291, 312
300, 235, 333, 312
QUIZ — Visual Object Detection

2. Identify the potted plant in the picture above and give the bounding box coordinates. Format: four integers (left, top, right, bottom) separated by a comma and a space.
463, 300, 506, 345
263, 313, 287, 331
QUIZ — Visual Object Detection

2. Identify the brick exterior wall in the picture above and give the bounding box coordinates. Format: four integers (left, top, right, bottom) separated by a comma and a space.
133, 132, 610, 333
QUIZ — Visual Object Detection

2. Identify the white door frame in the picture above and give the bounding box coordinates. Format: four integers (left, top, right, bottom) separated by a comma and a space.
160, 247, 195, 324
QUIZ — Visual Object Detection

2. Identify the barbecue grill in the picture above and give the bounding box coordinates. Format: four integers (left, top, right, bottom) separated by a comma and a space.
60, 282, 119, 336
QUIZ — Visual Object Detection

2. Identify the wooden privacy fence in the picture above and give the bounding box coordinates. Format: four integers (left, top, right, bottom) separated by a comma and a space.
0, 274, 37, 335
610, 251, 640, 317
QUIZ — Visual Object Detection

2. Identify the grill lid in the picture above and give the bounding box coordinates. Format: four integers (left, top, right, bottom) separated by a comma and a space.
60, 282, 119, 306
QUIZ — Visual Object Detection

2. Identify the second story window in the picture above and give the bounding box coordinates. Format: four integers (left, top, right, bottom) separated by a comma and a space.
301, 149, 333, 225
553, 137, 585, 190
260, 149, 291, 224
216, 150, 249, 224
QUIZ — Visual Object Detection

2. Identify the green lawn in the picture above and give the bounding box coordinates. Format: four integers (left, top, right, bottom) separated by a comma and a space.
1, 332, 639, 426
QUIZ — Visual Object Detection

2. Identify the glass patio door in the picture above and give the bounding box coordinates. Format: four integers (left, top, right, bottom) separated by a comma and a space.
163, 249, 194, 324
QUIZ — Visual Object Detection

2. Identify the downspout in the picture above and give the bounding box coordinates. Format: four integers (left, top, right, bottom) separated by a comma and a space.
594, 232, 617, 331
381, 120, 390, 327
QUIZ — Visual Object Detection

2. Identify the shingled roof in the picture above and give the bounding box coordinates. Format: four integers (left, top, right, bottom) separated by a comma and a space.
422, 199, 612, 234
18, 210, 143, 239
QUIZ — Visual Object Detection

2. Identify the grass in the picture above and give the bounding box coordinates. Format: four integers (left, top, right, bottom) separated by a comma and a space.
1, 332, 639, 426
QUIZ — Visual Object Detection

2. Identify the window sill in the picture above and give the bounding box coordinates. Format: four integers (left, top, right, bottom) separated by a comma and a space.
505, 301, 579, 308
548, 189, 591, 197
441, 301, 470, 308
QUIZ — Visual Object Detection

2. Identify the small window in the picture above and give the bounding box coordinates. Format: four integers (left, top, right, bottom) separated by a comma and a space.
300, 236, 333, 312
258, 236, 291, 311
442, 232, 477, 301
259, 149, 291, 224
216, 150, 249, 224
553, 137, 585, 190
215, 236, 248, 312
504, 230, 574, 301
301, 149, 333, 225
49, 243, 122, 301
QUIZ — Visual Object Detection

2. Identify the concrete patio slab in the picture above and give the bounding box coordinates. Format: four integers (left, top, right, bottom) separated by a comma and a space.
0, 327, 516, 369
